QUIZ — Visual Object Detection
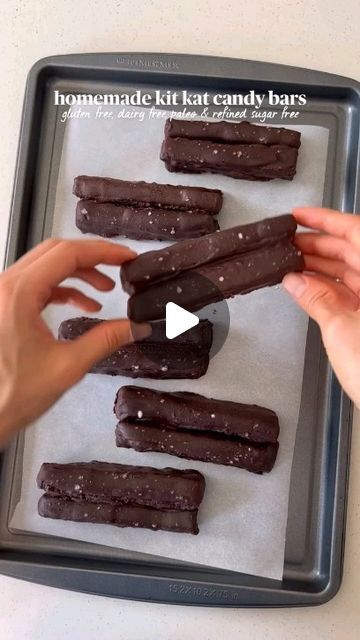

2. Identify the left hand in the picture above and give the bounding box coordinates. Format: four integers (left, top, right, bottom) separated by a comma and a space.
0, 238, 149, 446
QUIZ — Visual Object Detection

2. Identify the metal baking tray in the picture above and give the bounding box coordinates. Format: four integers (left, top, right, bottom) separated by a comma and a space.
0, 53, 359, 607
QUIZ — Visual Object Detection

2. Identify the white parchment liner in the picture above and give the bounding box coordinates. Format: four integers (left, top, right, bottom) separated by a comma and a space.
11, 107, 328, 579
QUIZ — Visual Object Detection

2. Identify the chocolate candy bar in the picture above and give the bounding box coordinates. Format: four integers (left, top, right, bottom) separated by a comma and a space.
115, 422, 278, 474
59, 317, 212, 349
115, 386, 279, 473
121, 214, 298, 294
37, 462, 205, 535
114, 386, 279, 444
38, 495, 200, 534
161, 137, 298, 181
127, 239, 303, 321
76, 199, 219, 240
73, 176, 223, 214
165, 119, 301, 148
120, 215, 304, 322
58, 317, 212, 379
161, 118, 300, 181
37, 462, 205, 511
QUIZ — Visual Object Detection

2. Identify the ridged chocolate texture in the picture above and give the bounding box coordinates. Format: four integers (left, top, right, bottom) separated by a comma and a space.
116, 422, 279, 474
73, 176, 223, 214
76, 200, 219, 241
127, 239, 304, 322
38, 495, 200, 534
58, 317, 213, 379
37, 462, 205, 511
114, 386, 279, 444
161, 137, 299, 180
165, 119, 301, 148
120, 214, 297, 295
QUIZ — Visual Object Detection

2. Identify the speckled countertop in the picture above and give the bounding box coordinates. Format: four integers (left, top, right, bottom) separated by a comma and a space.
1, 1, 359, 638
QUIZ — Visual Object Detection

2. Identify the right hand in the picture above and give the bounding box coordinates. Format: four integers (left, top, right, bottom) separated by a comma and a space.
283, 207, 360, 409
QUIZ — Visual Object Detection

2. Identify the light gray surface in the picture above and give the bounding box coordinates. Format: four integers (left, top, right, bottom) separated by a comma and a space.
1, 0, 360, 638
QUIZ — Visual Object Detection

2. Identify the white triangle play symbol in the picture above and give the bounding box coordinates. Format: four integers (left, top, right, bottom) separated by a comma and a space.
165, 302, 199, 340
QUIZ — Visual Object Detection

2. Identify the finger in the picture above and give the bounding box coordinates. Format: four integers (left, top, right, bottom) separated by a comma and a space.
6, 238, 62, 274
295, 233, 360, 274
282, 272, 359, 327
303, 254, 360, 297
70, 267, 115, 291
294, 207, 360, 250
64, 319, 151, 377
49, 287, 102, 312
26, 240, 136, 290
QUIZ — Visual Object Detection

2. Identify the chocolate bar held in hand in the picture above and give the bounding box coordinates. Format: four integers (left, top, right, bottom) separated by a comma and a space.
115, 386, 279, 474
120, 215, 304, 322
161, 118, 300, 181
76, 200, 219, 240
37, 462, 205, 534
58, 317, 213, 379
73, 176, 223, 214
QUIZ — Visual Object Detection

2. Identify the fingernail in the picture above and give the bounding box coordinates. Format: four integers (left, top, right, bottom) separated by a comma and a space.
282, 273, 308, 298
130, 322, 152, 341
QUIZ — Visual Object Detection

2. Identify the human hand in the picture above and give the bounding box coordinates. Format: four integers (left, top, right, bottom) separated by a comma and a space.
283, 207, 360, 408
0, 238, 150, 446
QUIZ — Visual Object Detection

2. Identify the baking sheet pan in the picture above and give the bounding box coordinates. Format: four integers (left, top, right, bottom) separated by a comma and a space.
0, 53, 359, 606
9, 110, 329, 580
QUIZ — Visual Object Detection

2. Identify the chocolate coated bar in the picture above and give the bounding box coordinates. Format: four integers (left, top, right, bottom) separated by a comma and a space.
37, 461, 205, 511
76, 200, 219, 240
59, 317, 212, 349
161, 137, 298, 180
73, 175, 223, 214
114, 386, 279, 444
58, 317, 212, 378
121, 214, 298, 294
116, 422, 279, 474
127, 239, 303, 322
38, 494, 200, 534
165, 119, 301, 148
38, 461, 205, 534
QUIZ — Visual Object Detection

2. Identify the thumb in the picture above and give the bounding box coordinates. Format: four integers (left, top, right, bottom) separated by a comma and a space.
65, 319, 151, 377
282, 273, 343, 327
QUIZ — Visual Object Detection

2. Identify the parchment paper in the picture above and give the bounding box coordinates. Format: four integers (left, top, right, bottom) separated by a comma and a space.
10, 106, 329, 579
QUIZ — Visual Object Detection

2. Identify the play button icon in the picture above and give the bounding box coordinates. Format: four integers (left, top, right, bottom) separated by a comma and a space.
129, 269, 231, 371
165, 302, 199, 340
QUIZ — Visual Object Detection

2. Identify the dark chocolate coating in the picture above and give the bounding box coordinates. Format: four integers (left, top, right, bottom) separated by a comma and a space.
165, 119, 301, 149
161, 137, 298, 180
127, 240, 304, 322
38, 494, 199, 534
116, 422, 279, 474
120, 214, 297, 294
76, 200, 219, 240
83, 343, 210, 379
73, 176, 223, 214
114, 386, 279, 444
37, 461, 205, 511
59, 317, 212, 349
58, 317, 212, 378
